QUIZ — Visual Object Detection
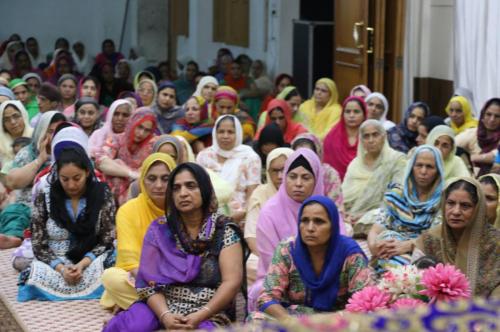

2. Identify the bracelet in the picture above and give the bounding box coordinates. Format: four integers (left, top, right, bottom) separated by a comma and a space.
159, 309, 170, 321
201, 305, 212, 314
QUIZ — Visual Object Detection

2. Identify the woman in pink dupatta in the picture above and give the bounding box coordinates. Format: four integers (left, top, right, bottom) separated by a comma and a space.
247, 148, 325, 310
96, 107, 157, 205
89, 99, 132, 159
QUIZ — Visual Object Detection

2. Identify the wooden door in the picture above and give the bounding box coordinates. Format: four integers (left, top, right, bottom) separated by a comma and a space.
333, 0, 371, 101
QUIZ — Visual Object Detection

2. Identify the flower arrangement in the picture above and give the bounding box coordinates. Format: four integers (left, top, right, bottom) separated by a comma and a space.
346, 263, 471, 313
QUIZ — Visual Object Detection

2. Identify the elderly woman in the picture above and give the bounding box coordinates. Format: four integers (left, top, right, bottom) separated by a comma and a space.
193, 75, 219, 103
415, 177, 500, 298
342, 120, 406, 227
367, 145, 444, 271
17, 144, 116, 301
456, 98, 500, 176
101, 153, 176, 311
445, 96, 478, 135
248, 148, 325, 310
323, 96, 368, 180
255, 196, 374, 319
0, 100, 33, 169
387, 102, 429, 153
245, 148, 294, 284
89, 99, 132, 159
197, 114, 261, 223
104, 163, 245, 331
297, 78, 342, 140
96, 108, 157, 205
136, 78, 157, 108
479, 174, 500, 229
171, 96, 214, 153
426, 125, 470, 180
365, 92, 395, 130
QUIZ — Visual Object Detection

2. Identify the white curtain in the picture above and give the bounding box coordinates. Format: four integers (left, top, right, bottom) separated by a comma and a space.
454, 0, 500, 114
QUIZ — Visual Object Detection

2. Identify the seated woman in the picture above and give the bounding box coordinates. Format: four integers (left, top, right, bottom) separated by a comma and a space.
367, 145, 444, 272
73, 97, 102, 136
193, 75, 219, 103
57, 74, 78, 110
104, 163, 245, 332
342, 120, 406, 231
426, 125, 470, 180
197, 114, 261, 223
255, 196, 374, 319
89, 99, 132, 159
18, 144, 116, 301
365, 92, 395, 130
101, 153, 176, 311
323, 96, 368, 180
387, 102, 429, 153
170, 96, 214, 154
479, 174, 500, 229
96, 108, 157, 205
248, 148, 325, 310
256, 99, 307, 144
415, 177, 500, 298
135, 78, 157, 108
297, 78, 342, 140
0, 112, 65, 250
445, 95, 478, 135
245, 148, 294, 285
0, 100, 33, 169
455, 98, 500, 176
291, 133, 344, 212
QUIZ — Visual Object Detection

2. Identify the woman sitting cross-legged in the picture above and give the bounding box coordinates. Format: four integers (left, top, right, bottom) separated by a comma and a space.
100, 153, 176, 311
103, 162, 245, 332
253, 196, 374, 320
17, 144, 116, 301
415, 177, 500, 298
367, 145, 444, 272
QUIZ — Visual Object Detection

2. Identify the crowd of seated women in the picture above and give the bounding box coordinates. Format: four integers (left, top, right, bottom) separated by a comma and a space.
0, 34, 498, 331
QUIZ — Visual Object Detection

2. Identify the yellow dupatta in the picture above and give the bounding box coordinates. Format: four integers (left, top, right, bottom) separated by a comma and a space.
115, 153, 176, 271
445, 96, 478, 134
297, 78, 342, 140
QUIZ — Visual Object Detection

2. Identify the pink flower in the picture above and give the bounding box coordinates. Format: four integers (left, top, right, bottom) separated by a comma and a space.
346, 286, 391, 313
391, 298, 426, 309
420, 263, 471, 302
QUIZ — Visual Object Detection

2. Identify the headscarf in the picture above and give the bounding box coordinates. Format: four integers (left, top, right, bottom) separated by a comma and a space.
477, 98, 500, 153
276, 86, 297, 100
350, 84, 372, 97
117, 91, 143, 108
118, 108, 157, 167
364, 92, 395, 130
297, 78, 342, 140
201, 114, 257, 186
387, 101, 430, 153
193, 76, 219, 98
445, 96, 478, 134
291, 195, 365, 311
247, 147, 295, 224
454, 87, 477, 117
384, 145, 444, 235
31, 111, 63, 157
115, 153, 176, 271
88, 99, 132, 157
77, 76, 101, 100
57, 73, 78, 88
213, 85, 240, 112
133, 70, 155, 89
342, 120, 405, 217
0, 86, 15, 100
152, 134, 185, 164
136, 78, 158, 107
50, 123, 90, 160
478, 173, 500, 229
48, 142, 108, 263
8, 78, 28, 91
425, 177, 500, 295
323, 96, 367, 180
152, 81, 184, 134
135, 162, 223, 289
258, 99, 307, 143
175, 135, 196, 162
0, 100, 34, 163
171, 96, 213, 142
426, 125, 470, 180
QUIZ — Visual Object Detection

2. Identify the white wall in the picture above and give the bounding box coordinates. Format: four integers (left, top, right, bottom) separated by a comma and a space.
0, 0, 137, 61
176, 0, 299, 76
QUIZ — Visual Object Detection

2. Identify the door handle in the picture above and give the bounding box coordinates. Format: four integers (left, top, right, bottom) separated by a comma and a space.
353, 21, 364, 49
366, 27, 374, 53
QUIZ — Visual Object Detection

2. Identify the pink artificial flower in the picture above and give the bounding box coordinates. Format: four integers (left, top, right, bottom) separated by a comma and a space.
391, 298, 426, 309
346, 286, 391, 313
420, 263, 471, 302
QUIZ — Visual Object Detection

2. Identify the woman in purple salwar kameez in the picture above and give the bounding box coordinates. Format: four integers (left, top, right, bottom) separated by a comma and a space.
103, 162, 245, 331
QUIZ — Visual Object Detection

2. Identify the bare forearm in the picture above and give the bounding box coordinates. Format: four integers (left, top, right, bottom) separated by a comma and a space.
146, 292, 169, 319
6, 157, 44, 189
246, 237, 258, 256
97, 157, 133, 178
202, 280, 241, 319
264, 303, 290, 320
367, 223, 384, 254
